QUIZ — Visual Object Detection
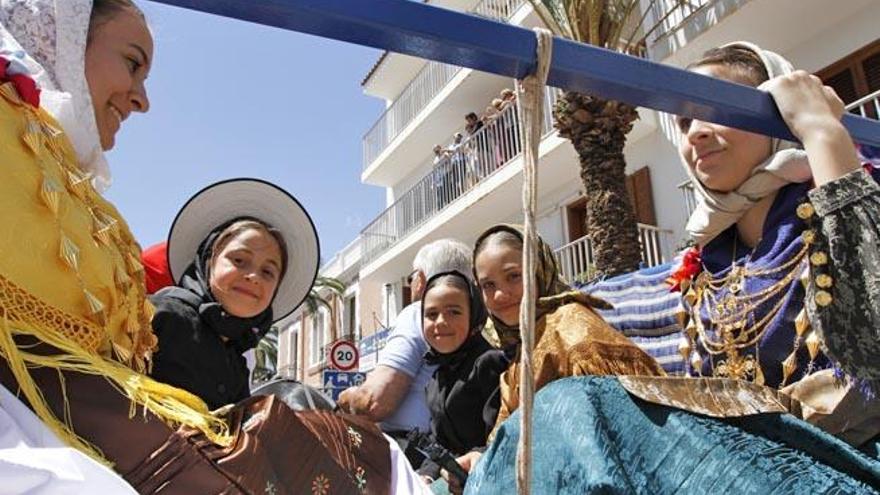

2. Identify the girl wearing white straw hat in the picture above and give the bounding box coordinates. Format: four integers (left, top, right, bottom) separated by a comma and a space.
151, 178, 319, 410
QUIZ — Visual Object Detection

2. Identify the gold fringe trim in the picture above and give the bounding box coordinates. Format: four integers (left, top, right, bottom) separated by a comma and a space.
59, 234, 80, 271
126, 252, 143, 273
66, 169, 92, 201
0, 82, 22, 105
40, 176, 62, 215
82, 289, 105, 321
0, 309, 232, 467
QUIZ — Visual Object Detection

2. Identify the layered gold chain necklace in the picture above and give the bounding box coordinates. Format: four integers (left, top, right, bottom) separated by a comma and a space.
680, 230, 814, 386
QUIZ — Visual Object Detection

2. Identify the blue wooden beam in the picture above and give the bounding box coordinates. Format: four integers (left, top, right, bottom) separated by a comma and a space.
150, 0, 880, 147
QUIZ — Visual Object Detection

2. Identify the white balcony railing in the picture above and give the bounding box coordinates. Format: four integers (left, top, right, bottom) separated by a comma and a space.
846, 89, 880, 120
678, 180, 698, 219
554, 224, 675, 285
360, 88, 560, 264
362, 0, 527, 169
646, 0, 718, 45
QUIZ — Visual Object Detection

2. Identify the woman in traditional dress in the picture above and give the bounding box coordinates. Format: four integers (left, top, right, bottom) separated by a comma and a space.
462, 43, 880, 494
473, 225, 665, 432
438, 225, 664, 492
0, 1, 428, 493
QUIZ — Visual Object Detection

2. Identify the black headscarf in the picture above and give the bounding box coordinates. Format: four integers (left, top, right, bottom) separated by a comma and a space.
422, 271, 489, 368
155, 220, 274, 354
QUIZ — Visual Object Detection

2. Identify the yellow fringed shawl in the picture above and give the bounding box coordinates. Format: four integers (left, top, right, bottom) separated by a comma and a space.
0, 82, 231, 464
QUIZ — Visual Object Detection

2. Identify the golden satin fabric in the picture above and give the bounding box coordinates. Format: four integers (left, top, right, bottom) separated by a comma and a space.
618, 376, 787, 418
618, 371, 880, 449
0, 84, 230, 463
492, 302, 665, 437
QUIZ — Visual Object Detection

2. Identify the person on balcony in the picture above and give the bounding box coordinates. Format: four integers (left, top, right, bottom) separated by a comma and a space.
416, 270, 509, 485
464, 112, 483, 136
432, 144, 452, 210
338, 239, 473, 468
449, 132, 468, 192
497, 89, 519, 164
0, 2, 431, 492
462, 42, 880, 494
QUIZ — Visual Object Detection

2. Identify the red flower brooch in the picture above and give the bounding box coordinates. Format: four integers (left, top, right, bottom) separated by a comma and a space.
666, 246, 702, 292
0, 56, 41, 108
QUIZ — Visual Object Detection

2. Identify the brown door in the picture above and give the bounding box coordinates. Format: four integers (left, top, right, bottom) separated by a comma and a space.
566, 165, 657, 243
566, 197, 588, 242
625, 166, 657, 226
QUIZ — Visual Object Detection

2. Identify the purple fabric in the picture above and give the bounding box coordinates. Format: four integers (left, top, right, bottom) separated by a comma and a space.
696, 166, 880, 388
695, 181, 828, 387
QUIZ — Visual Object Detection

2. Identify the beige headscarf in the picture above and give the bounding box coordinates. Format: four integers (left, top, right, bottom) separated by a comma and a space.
473, 224, 610, 349
0, 0, 112, 192
685, 41, 812, 246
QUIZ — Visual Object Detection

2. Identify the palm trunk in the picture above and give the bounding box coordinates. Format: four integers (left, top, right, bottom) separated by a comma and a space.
554, 90, 642, 277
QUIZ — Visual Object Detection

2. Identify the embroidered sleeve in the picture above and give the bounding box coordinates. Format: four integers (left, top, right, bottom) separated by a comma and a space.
803, 169, 880, 382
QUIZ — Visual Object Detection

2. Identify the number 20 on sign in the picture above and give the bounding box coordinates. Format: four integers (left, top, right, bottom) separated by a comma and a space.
328, 340, 359, 371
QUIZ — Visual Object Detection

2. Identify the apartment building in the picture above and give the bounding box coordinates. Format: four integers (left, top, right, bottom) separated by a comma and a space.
277, 0, 879, 381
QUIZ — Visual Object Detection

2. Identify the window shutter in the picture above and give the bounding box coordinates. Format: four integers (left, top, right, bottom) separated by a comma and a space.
825, 68, 859, 106
862, 52, 880, 93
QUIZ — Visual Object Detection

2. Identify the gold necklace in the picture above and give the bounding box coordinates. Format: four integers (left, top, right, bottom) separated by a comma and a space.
679, 230, 816, 386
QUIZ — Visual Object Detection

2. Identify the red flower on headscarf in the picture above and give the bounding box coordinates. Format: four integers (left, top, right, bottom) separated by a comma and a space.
0, 56, 41, 108
666, 247, 702, 292
142, 241, 174, 295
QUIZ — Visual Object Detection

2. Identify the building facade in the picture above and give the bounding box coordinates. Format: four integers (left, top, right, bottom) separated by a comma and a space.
278, 0, 880, 377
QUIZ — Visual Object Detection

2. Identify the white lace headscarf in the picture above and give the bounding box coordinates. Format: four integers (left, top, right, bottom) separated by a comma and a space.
684, 42, 812, 246
0, 0, 112, 192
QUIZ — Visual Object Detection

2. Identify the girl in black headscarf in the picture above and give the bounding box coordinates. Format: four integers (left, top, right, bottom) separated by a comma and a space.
149, 178, 320, 411
150, 218, 288, 409
418, 271, 510, 482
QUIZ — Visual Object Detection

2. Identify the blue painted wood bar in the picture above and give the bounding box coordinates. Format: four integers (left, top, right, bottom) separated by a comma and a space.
150, 0, 880, 147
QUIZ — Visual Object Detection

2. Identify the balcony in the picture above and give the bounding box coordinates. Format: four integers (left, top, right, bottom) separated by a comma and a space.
361, 88, 559, 264
554, 225, 675, 285
678, 180, 698, 219
846, 89, 880, 120
645, 0, 719, 48
362, 0, 527, 170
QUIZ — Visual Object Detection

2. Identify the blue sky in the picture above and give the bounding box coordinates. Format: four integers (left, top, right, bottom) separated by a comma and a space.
105, 2, 386, 262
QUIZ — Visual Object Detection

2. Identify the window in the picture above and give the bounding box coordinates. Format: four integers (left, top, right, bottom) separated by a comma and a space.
309, 309, 327, 366
816, 39, 880, 118
342, 294, 359, 341
382, 283, 398, 327
279, 322, 300, 379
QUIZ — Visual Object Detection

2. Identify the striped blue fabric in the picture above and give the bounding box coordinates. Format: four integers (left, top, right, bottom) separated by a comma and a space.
580, 261, 686, 375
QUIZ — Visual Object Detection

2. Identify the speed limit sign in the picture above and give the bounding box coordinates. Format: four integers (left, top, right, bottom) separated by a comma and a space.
328, 340, 359, 371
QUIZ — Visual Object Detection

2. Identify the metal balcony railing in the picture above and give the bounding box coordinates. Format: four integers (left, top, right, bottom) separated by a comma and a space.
646, 0, 718, 45
846, 89, 880, 120
362, 0, 527, 169
361, 87, 560, 264
678, 180, 698, 218
554, 224, 675, 285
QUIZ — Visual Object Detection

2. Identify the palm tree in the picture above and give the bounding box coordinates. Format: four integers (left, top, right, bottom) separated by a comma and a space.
251, 276, 347, 384
304, 276, 347, 342
527, 0, 681, 276
252, 326, 279, 384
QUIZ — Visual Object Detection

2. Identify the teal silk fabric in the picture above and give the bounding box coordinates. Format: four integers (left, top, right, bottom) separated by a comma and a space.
465, 377, 880, 494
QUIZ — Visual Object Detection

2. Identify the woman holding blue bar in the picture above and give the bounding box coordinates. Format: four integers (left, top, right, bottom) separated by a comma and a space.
463, 42, 880, 494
